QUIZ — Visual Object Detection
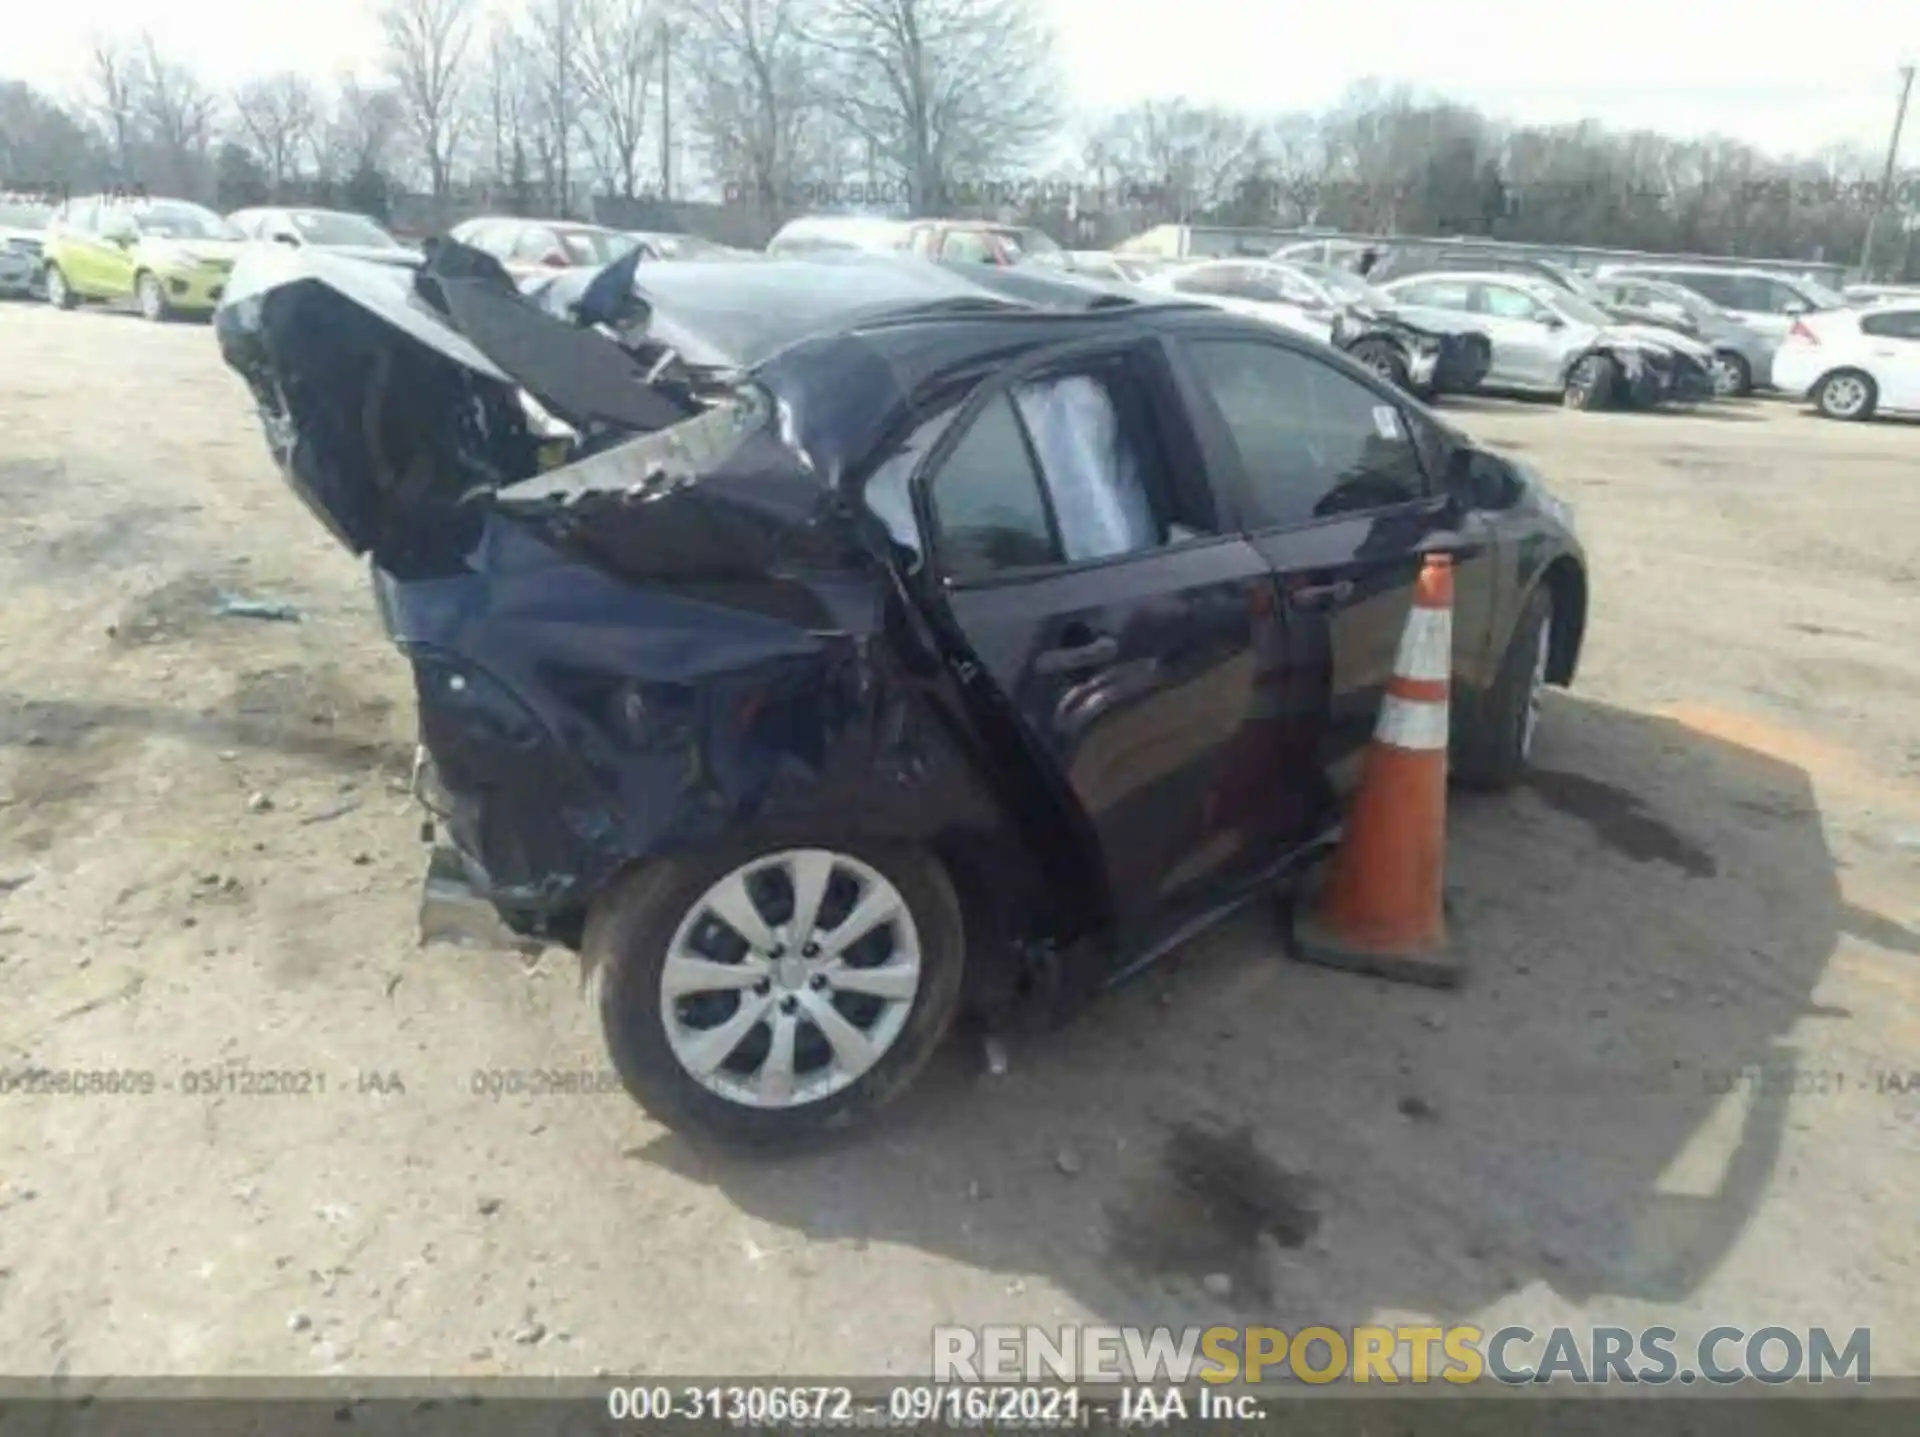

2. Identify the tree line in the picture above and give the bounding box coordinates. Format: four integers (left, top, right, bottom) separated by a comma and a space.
1, 0, 1914, 272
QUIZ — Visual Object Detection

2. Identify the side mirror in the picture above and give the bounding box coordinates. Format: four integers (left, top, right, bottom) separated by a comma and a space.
542, 250, 570, 268
1782, 299, 1809, 316
105, 228, 136, 247
1538, 312, 1565, 330
273, 232, 300, 246
1445, 449, 1517, 510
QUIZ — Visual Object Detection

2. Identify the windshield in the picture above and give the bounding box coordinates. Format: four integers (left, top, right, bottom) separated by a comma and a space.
126, 202, 237, 241
0, 202, 52, 230
994, 228, 1060, 258
288, 210, 399, 248
1296, 262, 1393, 307
1793, 277, 1848, 310
1546, 289, 1616, 327
558, 228, 630, 265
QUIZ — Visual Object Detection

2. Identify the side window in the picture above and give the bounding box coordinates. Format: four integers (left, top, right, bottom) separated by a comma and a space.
942, 230, 994, 264
1670, 273, 1730, 306
907, 225, 937, 257
1861, 310, 1920, 340
1476, 284, 1547, 320
512, 226, 558, 261
1400, 279, 1471, 310
1188, 340, 1426, 529
1009, 373, 1162, 562
927, 395, 1061, 580
1174, 263, 1236, 297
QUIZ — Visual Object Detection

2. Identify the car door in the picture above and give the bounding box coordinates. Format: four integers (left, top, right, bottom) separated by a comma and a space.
915, 335, 1312, 954
93, 202, 141, 300
54, 197, 102, 293
1169, 330, 1501, 794
1469, 282, 1566, 388
1861, 308, 1920, 409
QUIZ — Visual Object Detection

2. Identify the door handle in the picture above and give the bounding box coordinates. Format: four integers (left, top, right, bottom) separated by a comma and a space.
1289, 579, 1355, 609
1033, 634, 1119, 675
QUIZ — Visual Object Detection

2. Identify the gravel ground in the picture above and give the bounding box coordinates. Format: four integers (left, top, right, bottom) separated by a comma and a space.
1, 300, 1916, 1380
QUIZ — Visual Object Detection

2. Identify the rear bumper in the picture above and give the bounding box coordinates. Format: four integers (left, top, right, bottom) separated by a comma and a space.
0, 252, 38, 293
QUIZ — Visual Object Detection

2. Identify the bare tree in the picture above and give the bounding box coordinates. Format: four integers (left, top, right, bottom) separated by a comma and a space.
817, 0, 1060, 211
478, 21, 535, 200
136, 33, 220, 199
576, 0, 659, 200
234, 73, 319, 195
86, 35, 141, 176
679, 0, 819, 213
379, 0, 479, 198
316, 76, 405, 185
522, 0, 586, 212
1086, 99, 1261, 220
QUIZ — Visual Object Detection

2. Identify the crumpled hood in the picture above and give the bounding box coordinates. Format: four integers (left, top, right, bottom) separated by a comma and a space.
1600, 322, 1714, 365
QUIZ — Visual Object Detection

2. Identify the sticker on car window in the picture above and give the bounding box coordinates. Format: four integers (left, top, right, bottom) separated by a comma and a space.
1371, 404, 1404, 440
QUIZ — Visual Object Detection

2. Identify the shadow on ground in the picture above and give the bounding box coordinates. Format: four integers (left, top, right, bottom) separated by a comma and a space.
632, 693, 1841, 1328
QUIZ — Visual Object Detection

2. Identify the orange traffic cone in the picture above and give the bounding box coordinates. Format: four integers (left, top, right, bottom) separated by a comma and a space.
1291, 554, 1460, 988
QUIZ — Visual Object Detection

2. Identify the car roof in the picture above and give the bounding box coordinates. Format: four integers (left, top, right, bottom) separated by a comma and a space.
1387, 270, 1553, 291
623, 251, 1196, 370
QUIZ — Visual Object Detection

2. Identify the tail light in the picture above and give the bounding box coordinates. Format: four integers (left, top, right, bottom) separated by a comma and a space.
1789, 318, 1820, 345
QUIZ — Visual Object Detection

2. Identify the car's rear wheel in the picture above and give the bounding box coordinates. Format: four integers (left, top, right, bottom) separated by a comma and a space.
136, 271, 171, 323
1709, 350, 1751, 397
1349, 338, 1410, 391
44, 264, 76, 310
586, 842, 965, 1149
1563, 354, 1617, 410
1814, 369, 1876, 421
1453, 584, 1552, 791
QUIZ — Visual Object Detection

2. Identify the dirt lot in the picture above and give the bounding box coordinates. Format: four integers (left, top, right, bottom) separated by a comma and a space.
1, 300, 1917, 1381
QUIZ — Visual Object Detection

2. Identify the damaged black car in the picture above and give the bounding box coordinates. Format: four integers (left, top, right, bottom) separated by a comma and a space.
216, 241, 1587, 1146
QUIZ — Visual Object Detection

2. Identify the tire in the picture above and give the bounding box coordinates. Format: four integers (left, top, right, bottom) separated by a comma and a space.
1813, 369, 1877, 422
1563, 353, 1617, 410
1709, 349, 1752, 398
1453, 584, 1552, 792
586, 840, 966, 1150
44, 264, 76, 310
136, 271, 171, 323
1348, 338, 1410, 392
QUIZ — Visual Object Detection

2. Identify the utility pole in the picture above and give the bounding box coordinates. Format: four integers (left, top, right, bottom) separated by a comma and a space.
1859, 64, 1915, 279
659, 20, 673, 203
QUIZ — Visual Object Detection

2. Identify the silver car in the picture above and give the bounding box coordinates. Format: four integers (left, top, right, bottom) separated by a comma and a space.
1598, 264, 1847, 361
0, 199, 51, 297
1379, 271, 1721, 409
1589, 273, 1774, 395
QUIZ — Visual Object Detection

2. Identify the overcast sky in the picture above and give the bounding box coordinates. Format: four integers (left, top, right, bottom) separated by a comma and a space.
9, 0, 1918, 162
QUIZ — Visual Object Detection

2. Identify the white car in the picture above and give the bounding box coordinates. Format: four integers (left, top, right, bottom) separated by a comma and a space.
1379, 271, 1720, 409
1771, 301, 1920, 421
1137, 258, 1342, 342
0, 198, 51, 296
764, 214, 909, 256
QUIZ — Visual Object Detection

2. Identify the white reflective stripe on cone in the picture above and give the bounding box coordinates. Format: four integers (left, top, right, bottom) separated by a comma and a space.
1375, 694, 1449, 751
1395, 606, 1452, 683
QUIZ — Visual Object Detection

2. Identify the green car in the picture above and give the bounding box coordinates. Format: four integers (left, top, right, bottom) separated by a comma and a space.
43, 196, 243, 320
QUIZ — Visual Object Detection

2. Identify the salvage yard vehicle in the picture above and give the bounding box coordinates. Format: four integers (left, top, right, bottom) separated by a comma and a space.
1771, 300, 1920, 421
903, 219, 1062, 265
216, 242, 1587, 1146
42, 195, 242, 320
763, 214, 910, 255
1598, 263, 1848, 348
446, 216, 635, 278
0, 198, 52, 297
1291, 261, 1493, 399
1590, 273, 1774, 395
622, 230, 744, 261
1142, 259, 1492, 400
227, 206, 421, 266
1379, 272, 1718, 410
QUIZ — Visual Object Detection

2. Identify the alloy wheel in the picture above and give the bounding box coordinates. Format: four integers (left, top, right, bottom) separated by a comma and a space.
657, 849, 921, 1110
45, 268, 68, 307
1708, 354, 1745, 396
139, 275, 164, 321
1820, 374, 1869, 419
